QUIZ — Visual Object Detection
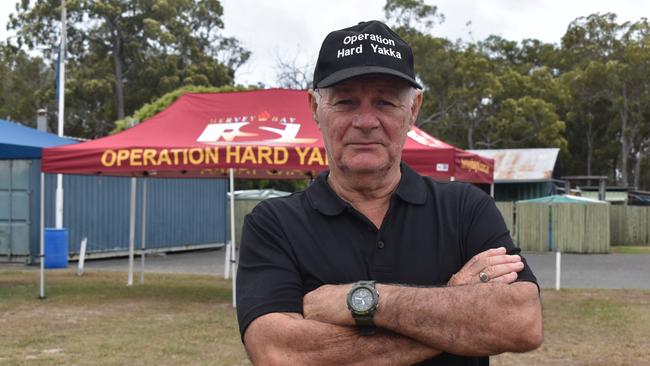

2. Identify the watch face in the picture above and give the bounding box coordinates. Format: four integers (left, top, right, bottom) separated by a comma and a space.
350, 287, 375, 312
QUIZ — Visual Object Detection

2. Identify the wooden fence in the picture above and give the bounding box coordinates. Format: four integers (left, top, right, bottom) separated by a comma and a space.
496, 201, 611, 253
495, 202, 515, 239
609, 205, 650, 246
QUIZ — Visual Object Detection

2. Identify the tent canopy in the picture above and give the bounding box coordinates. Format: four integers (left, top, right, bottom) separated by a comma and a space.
519, 194, 607, 204
0, 119, 75, 159
42, 89, 493, 183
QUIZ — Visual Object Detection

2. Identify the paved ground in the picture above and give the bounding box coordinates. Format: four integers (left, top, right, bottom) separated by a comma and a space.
524, 252, 650, 289
3, 249, 649, 289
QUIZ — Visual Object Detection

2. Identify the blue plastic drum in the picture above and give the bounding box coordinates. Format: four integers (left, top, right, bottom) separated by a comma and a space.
44, 228, 69, 268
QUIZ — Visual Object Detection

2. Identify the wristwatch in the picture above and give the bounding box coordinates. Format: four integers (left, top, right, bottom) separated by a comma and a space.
346, 280, 379, 335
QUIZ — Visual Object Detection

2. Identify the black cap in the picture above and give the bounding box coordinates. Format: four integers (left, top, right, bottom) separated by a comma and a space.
313, 20, 422, 89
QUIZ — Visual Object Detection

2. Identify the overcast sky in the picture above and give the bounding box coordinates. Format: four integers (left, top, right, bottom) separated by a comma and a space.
0, 0, 645, 86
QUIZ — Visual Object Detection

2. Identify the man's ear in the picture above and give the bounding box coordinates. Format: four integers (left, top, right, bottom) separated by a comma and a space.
307, 89, 319, 125
409, 90, 424, 127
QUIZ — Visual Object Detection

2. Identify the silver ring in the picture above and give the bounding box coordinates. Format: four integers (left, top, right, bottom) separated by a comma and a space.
479, 272, 489, 283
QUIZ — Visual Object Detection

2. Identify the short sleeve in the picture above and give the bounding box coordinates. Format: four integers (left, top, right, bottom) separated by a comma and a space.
236, 202, 304, 340
461, 185, 538, 287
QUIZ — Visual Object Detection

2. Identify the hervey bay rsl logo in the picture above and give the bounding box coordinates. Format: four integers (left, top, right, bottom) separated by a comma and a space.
197, 111, 317, 145
191, 111, 328, 167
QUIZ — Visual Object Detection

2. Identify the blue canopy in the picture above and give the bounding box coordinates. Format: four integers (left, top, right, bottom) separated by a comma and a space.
0, 119, 76, 159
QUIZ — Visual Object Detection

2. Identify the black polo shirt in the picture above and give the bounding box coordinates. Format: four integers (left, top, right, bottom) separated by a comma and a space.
236, 163, 537, 366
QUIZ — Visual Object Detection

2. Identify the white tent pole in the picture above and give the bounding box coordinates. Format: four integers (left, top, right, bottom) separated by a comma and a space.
490, 183, 495, 198
229, 168, 237, 307
39, 172, 45, 299
224, 169, 234, 279
127, 177, 137, 286
224, 241, 231, 279
140, 178, 147, 284
555, 250, 561, 291
55, 1, 66, 229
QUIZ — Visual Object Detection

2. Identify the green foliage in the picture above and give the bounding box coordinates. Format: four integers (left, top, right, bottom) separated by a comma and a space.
6, 0, 249, 137
384, 1, 650, 188
0, 42, 54, 126
384, 0, 444, 32
111, 84, 252, 133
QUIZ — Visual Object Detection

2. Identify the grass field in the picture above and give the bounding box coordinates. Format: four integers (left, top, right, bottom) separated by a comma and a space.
1, 270, 649, 365
610, 245, 650, 254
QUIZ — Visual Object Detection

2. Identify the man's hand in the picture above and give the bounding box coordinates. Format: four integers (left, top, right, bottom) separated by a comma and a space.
303, 284, 354, 326
447, 247, 524, 286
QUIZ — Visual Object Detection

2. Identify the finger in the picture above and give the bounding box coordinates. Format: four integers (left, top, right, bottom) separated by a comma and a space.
466, 247, 507, 272
483, 254, 522, 269
490, 271, 519, 284
484, 261, 525, 280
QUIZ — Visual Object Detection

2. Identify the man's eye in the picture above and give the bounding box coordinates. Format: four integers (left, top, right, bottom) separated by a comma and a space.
334, 99, 354, 105
378, 100, 397, 107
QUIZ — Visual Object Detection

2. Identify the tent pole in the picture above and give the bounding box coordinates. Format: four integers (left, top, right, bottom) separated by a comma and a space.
555, 250, 561, 291
229, 168, 237, 307
490, 183, 495, 198
39, 172, 46, 299
224, 169, 234, 280
224, 240, 231, 279
127, 177, 137, 286
140, 178, 147, 284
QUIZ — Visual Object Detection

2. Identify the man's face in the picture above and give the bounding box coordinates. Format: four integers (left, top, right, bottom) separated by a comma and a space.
309, 76, 422, 175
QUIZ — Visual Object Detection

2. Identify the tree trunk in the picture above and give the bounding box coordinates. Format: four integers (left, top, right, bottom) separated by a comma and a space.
113, 46, 125, 120
467, 122, 474, 149
633, 151, 642, 189
619, 83, 630, 187
586, 120, 593, 177
106, 16, 125, 120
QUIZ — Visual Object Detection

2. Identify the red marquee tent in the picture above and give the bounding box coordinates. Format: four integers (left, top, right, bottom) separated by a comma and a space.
38, 88, 493, 300
42, 89, 493, 183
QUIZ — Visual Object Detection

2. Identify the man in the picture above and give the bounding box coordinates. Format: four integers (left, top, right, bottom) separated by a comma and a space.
236, 20, 542, 365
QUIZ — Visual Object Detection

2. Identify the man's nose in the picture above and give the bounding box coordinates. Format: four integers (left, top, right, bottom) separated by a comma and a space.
351, 103, 380, 131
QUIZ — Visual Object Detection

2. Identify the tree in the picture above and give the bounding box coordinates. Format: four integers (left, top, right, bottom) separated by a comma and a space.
0, 42, 55, 127
383, 0, 443, 34
560, 14, 650, 187
488, 96, 567, 150
560, 61, 614, 177
7, 0, 249, 137
273, 51, 313, 90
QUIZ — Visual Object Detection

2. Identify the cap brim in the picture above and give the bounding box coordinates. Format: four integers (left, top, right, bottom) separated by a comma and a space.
315, 66, 422, 89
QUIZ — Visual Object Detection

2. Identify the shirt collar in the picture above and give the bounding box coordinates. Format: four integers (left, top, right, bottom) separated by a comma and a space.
306, 162, 427, 216
394, 162, 428, 205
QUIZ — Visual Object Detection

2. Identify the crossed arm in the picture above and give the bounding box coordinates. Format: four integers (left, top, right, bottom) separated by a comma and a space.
243, 248, 543, 365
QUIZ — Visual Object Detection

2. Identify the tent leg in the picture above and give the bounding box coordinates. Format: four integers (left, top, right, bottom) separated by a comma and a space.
140, 178, 147, 284
224, 241, 231, 279
490, 183, 495, 198
127, 177, 137, 286
229, 168, 237, 307
39, 173, 46, 299
55, 174, 63, 228
225, 169, 235, 280
555, 251, 561, 291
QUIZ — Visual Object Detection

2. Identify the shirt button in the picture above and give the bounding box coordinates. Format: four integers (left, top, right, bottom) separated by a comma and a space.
377, 241, 385, 249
